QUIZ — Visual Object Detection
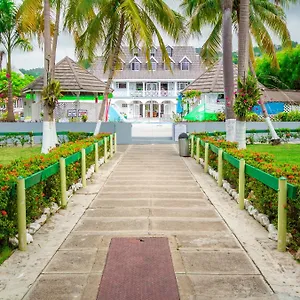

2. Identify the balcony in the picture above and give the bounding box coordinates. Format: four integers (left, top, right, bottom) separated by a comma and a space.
113, 90, 177, 98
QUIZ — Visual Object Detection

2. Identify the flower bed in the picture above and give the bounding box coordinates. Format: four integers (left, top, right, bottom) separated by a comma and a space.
193, 134, 300, 252
0, 133, 110, 249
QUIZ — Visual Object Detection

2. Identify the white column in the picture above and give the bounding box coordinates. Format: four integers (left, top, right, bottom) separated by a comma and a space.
174, 82, 178, 96
143, 82, 145, 97
158, 82, 161, 97
150, 101, 153, 118
143, 104, 146, 118
158, 103, 161, 119
127, 82, 130, 97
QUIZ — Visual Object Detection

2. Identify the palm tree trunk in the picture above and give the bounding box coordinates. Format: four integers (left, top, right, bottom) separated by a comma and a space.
42, 0, 57, 153
0, 51, 4, 71
6, 48, 15, 122
236, 0, 250, 149
222, 0, 236, 142
50, 0, 61, 78
94, 14, 125, 135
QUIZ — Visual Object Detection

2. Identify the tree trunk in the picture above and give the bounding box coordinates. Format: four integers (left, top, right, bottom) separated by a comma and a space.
248, 58, 280, 143
50, 0, 61, 78
6, 48, 15, 122
94, 14, 125, 135
0, 51, 4, 71
42, 0, 58, 153
236, 0, 250, 149
222, 0, 236, 142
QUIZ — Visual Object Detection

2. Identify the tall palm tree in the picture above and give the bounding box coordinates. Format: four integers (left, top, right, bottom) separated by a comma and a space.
0, 0, 32, 122
64, 0, 185, 134
0, 50, 4, 70
222, 0, 236, 142
182, 0, 292, 67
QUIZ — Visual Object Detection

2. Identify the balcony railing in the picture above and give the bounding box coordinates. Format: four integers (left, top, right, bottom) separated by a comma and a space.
112, 90, 176, 98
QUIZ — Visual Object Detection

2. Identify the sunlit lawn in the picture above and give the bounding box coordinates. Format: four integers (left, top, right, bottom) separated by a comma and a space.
0, 146, 41, 166
248, 143, 300, 165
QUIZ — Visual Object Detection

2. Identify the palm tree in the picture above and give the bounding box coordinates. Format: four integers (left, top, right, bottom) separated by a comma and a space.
64, 0, 185, 134
0, 50, 4, 70
0, 0, 32, 122
222, 0, 236, 142
182, 0, 292, 68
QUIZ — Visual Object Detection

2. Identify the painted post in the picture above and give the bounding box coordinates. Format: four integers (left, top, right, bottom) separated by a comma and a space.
94, 143, 99, 173
218, 149, 223, 187
190, 135, 194, 158
81, 148, 86, 188
204, 143, 209, 173
110, 134, 114, 158
239, 159, 245, 210
30, 131, 34, 146
114, 132, 117, 153
104, 137, 108, 163
59, 157, 67, 208
196, 138, 200, 163
17, 177, 27, 251
277, 177, 287, 252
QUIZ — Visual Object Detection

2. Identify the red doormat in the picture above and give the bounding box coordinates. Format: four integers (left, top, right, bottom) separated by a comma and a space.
97, 237, 180, 300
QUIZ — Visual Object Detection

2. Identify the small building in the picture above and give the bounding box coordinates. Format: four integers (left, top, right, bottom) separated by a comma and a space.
90, 46, 204, 120
22, 56, 109, 122
183, 60, 300, 115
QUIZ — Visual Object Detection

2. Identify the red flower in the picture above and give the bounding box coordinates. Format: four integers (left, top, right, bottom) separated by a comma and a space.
6, 73, 10, 79
1, 210, 7, 216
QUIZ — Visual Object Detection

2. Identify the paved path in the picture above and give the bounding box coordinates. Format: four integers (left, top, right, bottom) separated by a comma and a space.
22, 144, 276, 300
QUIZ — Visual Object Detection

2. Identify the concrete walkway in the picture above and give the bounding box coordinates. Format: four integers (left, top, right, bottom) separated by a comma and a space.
1, 145, 299, 300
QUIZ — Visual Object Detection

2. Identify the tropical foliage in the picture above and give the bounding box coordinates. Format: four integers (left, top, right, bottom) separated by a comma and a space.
255, 45, 300, 89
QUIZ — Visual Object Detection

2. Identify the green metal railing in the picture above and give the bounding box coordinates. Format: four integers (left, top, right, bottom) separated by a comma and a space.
16, 133, 117, 251
189, 134, 298, 253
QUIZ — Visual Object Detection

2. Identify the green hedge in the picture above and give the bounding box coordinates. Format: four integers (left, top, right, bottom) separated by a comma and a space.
0, 133, 110, 247
193, 134, 300, 251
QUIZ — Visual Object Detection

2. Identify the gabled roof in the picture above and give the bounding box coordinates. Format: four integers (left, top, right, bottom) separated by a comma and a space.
128, 56, 142, 64
149, 56, 159, 63
23, 56, 109, 94
179, 56, 192, 64
166, 45, 174, 49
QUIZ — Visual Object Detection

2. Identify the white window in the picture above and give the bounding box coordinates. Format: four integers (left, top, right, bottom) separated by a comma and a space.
131, 61, 140, 71
122, 104, 128, 108
151, 62, 157, 71
181, 59, 190, 71
164, 62, 174, 71
116, 82, 127, 89
166, 46, 173, 57
150, 47, 156, 56
178, 82, 190, 90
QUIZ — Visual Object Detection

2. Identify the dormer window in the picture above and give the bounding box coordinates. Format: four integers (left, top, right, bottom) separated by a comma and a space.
116, 58, 125, 71
148, 57, 158, 71
132, 47, 140, 56
166, 45, 173, 57
179, 56, 192, 71
129, 56, 142, 71
164, 57, 175, 70
150, 46, 157, 57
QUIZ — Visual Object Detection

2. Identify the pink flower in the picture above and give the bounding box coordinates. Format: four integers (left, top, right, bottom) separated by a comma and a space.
257, 100, 261, 104
225, 96, 228, 100
244, 100, 247, 103
248, 107, 251, 110
6, 73, 10, 79
227, 101, 230, 105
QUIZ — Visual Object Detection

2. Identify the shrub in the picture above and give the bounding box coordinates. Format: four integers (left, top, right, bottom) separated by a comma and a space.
0, 133, 110, 248
194, 133, 300, 251
273, 111, 300, 122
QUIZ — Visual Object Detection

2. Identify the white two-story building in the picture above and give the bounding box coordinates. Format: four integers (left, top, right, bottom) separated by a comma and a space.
90, 46, 203, 120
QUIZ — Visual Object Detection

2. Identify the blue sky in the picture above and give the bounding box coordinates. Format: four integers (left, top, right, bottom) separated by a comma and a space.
8, 0, 300, 69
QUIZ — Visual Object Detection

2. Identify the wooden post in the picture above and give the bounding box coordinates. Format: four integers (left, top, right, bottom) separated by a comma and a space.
277, 177, 287, 252
204, 143, 209, 173
218, 149, 223, 187
81, 149, 86, 188
17, 177, 27, 251
110, 134, 114, 158
196, 138, 200, 163
30, 131, 34, 146
94, 143, 99, 173
190, 135, 194, 158
239, 159, 245, 210
104, 137, 108, 163
59, 157, 67, 208
114, 132, 117, 153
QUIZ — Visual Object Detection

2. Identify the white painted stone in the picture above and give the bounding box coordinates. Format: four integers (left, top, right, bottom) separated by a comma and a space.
36, 214, 47, 226
26, 233, 33, 244
268, 231, 278, 241
261, 215, 270, 227
251, 209, 259, 220
43, 208, 51, 217
9, 237, 18, 247
244, 200, 251, 210
247, 205, 255, 214
50, 202, 59, 214
28, 223, 41, 235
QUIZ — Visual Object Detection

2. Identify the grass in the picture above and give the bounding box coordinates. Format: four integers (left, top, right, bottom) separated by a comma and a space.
248, 143, 300, 165
0, 146, 41, 166
0, 244, 13, 265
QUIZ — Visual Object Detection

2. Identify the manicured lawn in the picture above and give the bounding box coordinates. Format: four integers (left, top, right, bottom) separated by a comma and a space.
0, 146, 41, 166
0, 244, 13, 265
248, 144, 300, 165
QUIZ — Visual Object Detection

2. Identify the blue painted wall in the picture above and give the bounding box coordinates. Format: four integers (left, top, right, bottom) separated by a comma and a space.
252, 102, 284, 115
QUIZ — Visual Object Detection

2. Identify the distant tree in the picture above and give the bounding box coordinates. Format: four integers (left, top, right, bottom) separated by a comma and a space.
255, 46, 300, 89
20, 67, 43, 78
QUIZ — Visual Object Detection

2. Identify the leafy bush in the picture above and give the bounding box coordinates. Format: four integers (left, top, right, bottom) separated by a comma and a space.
67, 132, 91, 142
273, 111, 300, 122
194, 133, 300, 251
0, 133, 110, 248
